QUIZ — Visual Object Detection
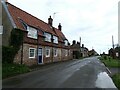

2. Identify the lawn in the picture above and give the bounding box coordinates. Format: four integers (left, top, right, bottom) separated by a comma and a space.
112, 73, 120, 90
99, 56, 120, 68
2, 63, 30, 79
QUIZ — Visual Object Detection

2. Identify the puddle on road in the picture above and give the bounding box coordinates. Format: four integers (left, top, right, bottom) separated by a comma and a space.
95, 72, 117, 89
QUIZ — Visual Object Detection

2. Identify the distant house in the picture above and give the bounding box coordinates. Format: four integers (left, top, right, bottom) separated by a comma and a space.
71, 40, 89, 58
2, 1, 73, 66
81, 44, 88, 57
88, 49, 98, 56
109, 47, 120, 59
109, 48, 115, 59
71, 40, 81, 59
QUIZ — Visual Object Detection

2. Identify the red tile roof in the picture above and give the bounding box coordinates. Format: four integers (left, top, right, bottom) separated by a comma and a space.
54, 28, 67, 42
7, 2, 67, 42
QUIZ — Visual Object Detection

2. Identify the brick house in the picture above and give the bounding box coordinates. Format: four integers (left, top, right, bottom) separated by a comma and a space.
109, 47, 120, 59
2, 1, 73, 66
71, 40, 89, 58
81, 44, 89, 57
71, 40, 81, 59
88, 49, 98, 56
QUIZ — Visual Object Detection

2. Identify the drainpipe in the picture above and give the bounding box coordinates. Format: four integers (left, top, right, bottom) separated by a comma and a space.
37, 30, 39, 65
21, 32, 24, 64
51, 36, 54, 63
21, 41, 23, 64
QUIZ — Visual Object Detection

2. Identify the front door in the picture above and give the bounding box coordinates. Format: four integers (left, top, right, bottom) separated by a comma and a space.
38, 48, 43, 64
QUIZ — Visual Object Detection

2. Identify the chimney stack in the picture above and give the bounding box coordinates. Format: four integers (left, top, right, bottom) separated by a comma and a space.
72, 40, 76, 45
48, 16, 53, 26
82, 44, 84, 48
58, 23, 62, 31
77, 42, 80, 45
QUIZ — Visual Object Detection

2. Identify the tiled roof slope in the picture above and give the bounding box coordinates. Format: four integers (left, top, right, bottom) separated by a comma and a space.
54, 28, 67, 42
6, 2, 67, 42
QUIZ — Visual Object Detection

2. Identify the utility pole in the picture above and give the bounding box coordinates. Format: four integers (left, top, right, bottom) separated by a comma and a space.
112, 35, 115, 59
112, 35, 114, 49
53, 12, 59, 19
80, 37, 81, 57
80, 37, 81, 47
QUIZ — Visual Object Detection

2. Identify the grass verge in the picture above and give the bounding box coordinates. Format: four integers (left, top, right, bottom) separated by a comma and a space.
99, 56, 120, 68
3, 63, 30, 79
99, 56, 120, 89
112, 73, 120, 90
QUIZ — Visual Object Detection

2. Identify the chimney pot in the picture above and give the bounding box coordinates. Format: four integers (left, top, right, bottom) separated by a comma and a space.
58, 23, 62, 31
82, 44, 84, 48
72, 40, 76, 45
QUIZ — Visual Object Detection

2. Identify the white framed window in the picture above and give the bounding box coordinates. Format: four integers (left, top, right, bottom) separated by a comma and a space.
44, 32, 51, 42
27, 26, 38, 39
53, 36, 58, 44
54, 48, 58, 57
29, 48, 36, 58
64, 40, 68, 46
46, 47, 50, 57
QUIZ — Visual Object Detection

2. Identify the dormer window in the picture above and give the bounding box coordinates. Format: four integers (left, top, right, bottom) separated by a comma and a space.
53, 36, 58, 44
19, 18, 28, 30
27, 26, 38, 39
44, 32, 52, 42
64, 40, 68, 46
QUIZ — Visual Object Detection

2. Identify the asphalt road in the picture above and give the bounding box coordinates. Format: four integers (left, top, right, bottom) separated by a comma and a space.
2, 56, 118, 89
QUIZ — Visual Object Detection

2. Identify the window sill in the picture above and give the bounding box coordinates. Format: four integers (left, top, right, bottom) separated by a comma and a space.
46, 56, 50, 57
29, 57, 35, 59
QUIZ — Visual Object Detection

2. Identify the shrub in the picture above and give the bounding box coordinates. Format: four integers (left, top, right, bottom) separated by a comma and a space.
2, 46, 16, 63
2, 29, 23, 64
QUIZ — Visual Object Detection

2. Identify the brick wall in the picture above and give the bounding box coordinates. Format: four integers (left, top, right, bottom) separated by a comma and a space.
14, 43, 38, 66
14, 43, 73, 66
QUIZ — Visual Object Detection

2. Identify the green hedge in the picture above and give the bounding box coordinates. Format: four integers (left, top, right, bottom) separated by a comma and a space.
2, 29, 23, 63
10, 29, 23, 48
2, 46, 16, 63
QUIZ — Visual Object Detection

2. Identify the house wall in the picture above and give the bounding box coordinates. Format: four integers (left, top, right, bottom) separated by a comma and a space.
43, 46, 52, 64
53, 48, 61, 62
14, 43, 72, 66
2, 4, 13, 46
23, 44, 38, 66
14, 43, 38, 66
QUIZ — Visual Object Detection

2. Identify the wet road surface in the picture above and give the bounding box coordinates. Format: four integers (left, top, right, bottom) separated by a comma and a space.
2, 56, 118, 89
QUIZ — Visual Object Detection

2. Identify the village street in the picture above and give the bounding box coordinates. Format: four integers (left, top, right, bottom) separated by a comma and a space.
2, 56, 117, 89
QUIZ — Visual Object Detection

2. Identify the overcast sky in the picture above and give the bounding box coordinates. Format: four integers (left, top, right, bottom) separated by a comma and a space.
8, 0, 119, 54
